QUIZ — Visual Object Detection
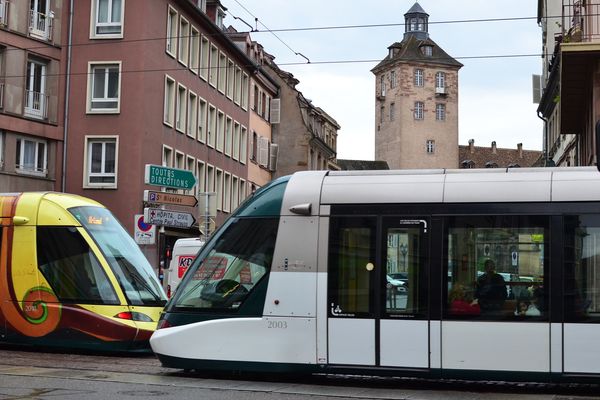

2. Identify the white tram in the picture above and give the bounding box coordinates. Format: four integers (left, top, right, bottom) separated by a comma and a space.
151, 167, 600, 383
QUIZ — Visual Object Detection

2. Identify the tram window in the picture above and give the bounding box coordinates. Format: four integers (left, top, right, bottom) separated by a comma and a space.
173, 217, 278, 310
564, 215, 600, 322
445, 216, 548, 320
37, 227, 119, 305
328, 217, 376, 317
385, 226, 426, 316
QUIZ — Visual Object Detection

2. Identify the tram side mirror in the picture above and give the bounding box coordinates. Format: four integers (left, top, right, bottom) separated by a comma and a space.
596, 120, 600, 172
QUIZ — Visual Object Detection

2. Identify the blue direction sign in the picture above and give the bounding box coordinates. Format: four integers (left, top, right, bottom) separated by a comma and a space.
144, 164, 197, 190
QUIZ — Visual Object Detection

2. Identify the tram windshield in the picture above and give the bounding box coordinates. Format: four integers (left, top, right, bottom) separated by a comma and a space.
172, 217, 279, 310
70, 206, 167, 306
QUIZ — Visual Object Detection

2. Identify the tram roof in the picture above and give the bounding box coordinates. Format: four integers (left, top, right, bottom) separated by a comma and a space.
315, 167, 600, 205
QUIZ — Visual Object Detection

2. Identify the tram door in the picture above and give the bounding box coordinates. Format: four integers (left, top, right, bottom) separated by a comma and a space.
327, 217, 429, 368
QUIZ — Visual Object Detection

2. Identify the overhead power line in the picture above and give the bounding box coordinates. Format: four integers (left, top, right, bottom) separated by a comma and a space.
1, 52, 545, 80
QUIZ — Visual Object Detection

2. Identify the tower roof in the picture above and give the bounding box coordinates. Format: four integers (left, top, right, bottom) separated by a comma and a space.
371, 35, 463, 73
405, 2, 428, 16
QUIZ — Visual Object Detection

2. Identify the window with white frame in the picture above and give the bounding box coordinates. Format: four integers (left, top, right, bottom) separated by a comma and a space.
207, 104, 216, 148
234, 66, 242, 105
24, 59, 47, 119
186, 155, 195, 194
414, 101, 424, 120
225, 116, 232, 156
164, 75, 175, 126
233, 121, 240, 161
85, 136, 117, 187
0, 131, 4, 169
209, 44, 218, 87
240, 178, 246, 201
241, 73, 249, 110
436, 71, 446, 90
436, 103, 446, 121
223, 172, 231, 213
92, 0, 124, 38
16, 136, 46, 175
389, 102, 395, 121
216, 110, 224, 152
198, 97, 207, 143
176, 83, 187, 133
390, 70, 396, 89
216, 168, 223, 211
240, 126, 247, 165
206, 164, 215, 193
187, 91, 197, 138
226, 59, 235, 99
380, 75, 386, 95
88, 62, 120, 112
218, 52, 226, 94
190, 26, 199, 73
197, 160, 205, 192
199, 36, 209, 81
178, 16, 189, 66
232, 175, 239, 210
414, 69, 424, 87
162, 145, 173, 167
166, 6, 178, 57
422, 45, 433, 56
175, 150, 184, 169
426, 140, 435, 153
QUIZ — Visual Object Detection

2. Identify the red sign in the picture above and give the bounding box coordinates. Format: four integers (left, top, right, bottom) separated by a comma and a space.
194, 256, 227, 280
177, 255, 196, 278
239, 265, 252, 284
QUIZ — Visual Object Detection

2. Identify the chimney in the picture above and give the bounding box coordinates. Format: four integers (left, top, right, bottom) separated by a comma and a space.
469, 139, 475, 154
517, 143, 523, 158
491, 141, 497, 154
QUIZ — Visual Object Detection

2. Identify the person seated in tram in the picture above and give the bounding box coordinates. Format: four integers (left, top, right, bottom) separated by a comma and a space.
514, 298, 540, 316
475, 259, 507, 316
449, 284, 480, 316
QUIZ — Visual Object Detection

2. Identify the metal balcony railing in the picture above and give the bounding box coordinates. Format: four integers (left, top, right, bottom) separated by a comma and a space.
0, 0, 9, 27
24, 89, 49, 119
562, 0, 600, 42
29, 10, 53, 41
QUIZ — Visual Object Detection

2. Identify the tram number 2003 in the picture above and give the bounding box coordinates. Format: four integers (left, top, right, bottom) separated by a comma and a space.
267, 320, 288, 329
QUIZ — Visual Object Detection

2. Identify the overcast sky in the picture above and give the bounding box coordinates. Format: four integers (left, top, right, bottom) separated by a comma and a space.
224, 0, 543, 160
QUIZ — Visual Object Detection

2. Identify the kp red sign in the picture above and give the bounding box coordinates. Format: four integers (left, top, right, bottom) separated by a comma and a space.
177, 255, 196, 278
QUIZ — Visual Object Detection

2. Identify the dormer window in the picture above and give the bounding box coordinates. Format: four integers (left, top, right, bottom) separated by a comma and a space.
422, 45, 433, 56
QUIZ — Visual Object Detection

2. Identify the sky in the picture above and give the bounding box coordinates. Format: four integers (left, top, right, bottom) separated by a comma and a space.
223, 0, 543, 161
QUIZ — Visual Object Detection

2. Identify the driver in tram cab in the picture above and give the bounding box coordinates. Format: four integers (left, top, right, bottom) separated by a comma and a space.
475, 259, 507, 316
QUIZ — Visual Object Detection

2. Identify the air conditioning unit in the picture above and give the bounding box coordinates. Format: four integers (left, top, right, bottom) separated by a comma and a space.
435, 86, 446, 95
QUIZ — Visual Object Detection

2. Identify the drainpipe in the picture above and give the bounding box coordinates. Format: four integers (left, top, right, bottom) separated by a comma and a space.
61, 0, 74, 192
537, 111, 549, 166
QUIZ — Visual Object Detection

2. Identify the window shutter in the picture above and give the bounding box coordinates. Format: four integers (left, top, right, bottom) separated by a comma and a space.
270, 98, 280, 124
258, 137, 269, 167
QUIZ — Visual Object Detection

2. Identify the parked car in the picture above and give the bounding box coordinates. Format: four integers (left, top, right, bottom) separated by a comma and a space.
386, 275, 407, 293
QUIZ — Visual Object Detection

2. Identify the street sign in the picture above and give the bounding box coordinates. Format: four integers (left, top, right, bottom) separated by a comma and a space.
144, 207, 196, 229
144, 190, 198, 207
134, 214, 156, 245
144, 164, 197, 190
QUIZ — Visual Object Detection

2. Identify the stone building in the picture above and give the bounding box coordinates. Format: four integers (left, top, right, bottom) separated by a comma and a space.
372, 2, 462, 169
459, 140, 543, 169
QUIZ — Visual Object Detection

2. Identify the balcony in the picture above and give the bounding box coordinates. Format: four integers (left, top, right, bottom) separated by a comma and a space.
561, 0, 600, 43
0, 0, 8, 27
24, 89, 49, 120
559, 1, 600, 134
29, 10, 53, 41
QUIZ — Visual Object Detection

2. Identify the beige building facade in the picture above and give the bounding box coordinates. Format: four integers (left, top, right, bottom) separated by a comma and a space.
372, 3, 462, 170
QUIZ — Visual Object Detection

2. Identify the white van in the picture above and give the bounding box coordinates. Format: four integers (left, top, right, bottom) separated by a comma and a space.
166, 237, 204, 298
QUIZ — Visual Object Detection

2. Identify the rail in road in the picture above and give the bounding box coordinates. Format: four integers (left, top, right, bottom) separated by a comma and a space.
0, 346, 599, 399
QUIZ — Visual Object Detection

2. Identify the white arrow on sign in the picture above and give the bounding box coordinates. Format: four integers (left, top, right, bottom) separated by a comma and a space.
143, 207, 196, 229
